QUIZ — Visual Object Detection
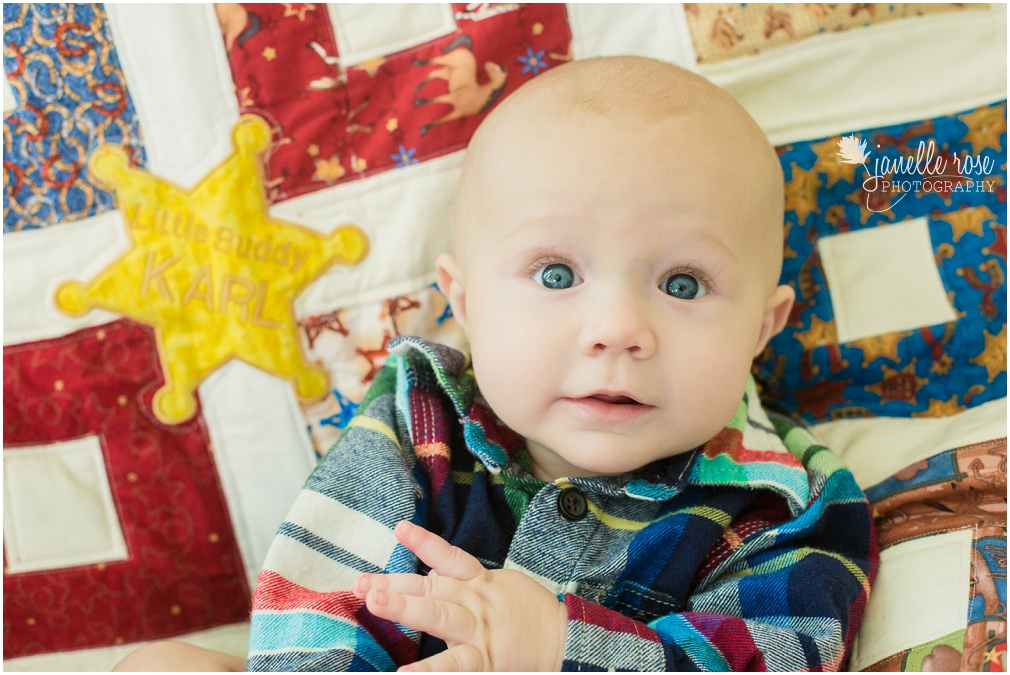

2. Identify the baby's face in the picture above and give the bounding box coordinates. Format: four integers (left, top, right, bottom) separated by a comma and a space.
441, 108, 792, 481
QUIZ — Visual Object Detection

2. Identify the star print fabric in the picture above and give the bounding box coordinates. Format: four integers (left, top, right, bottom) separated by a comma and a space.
755, 102, 1006, 424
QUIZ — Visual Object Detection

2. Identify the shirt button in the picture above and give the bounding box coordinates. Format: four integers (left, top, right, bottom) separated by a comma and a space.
557, 487, 588, 521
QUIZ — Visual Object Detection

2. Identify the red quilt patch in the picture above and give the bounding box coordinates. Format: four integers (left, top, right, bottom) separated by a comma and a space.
3, 321, 249, 657
222, 3, 571, 202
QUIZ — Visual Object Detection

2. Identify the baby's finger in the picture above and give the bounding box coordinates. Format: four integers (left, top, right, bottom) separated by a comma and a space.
398, 644, 484, 672
355, 572, 468, 603
365, 588, 475, 645
394, 521, 485, 581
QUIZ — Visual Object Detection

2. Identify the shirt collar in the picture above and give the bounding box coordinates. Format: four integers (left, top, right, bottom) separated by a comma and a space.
387, 336, 810, 514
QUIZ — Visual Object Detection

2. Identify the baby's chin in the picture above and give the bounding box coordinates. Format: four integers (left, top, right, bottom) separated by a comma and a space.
547, 437, 697, 478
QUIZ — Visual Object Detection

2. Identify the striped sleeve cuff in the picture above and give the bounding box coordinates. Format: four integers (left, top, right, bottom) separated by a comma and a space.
560, 594, 667, 671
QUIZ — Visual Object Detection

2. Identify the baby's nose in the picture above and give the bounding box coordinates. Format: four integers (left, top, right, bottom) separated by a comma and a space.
587, 331, 649, 356
578, 291, 656, 358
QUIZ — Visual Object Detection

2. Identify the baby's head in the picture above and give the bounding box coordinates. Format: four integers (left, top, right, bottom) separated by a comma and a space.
436, 56, 795, 482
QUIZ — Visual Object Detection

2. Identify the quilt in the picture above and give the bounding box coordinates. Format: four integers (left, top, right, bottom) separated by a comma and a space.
3, 3, 1006, 671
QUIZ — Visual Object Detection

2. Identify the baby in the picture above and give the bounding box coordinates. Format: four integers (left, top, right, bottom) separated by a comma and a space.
116, 56, 876, 672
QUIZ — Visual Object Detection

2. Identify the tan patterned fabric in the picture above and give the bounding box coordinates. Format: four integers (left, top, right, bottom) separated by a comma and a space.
684, 3, 989, 64
872, 440, 1006, 549
297, 284, 468, 454
863, 440, 1007, 671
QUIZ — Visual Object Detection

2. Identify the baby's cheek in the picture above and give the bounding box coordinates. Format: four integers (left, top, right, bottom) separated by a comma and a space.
471, 296, 565, 378
666, 332, 749, 420
472, 343, 564, 452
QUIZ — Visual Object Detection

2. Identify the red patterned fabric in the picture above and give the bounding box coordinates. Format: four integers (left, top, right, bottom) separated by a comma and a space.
224, 3, 571, 202
3, 321, 249, 657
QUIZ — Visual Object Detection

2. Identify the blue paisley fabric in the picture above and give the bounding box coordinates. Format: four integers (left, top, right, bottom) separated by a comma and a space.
3, 3, 146, 233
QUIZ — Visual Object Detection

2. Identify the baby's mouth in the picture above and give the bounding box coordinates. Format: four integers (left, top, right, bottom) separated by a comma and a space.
587, 393, 640, 405
564, 391, 654, 423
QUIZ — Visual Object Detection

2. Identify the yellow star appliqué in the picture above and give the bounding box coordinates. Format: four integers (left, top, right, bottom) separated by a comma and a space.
982, 645, 1004, 667
783, 162, 822, 225
957, 103, 1006, 155
55, 115, 369, 424
911, 395, 965, 418
794, 315, 837, 351
971, 325, 1007, 383
810, 137, 861, 188
938, 204, 995, 242
848, 331, 911, 368
313, 154, 346, 183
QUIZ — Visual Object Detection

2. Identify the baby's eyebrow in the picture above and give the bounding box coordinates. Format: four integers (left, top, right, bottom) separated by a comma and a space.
500, 215, 568, 242
685, 229, 739, 265
500, 216, 742, 270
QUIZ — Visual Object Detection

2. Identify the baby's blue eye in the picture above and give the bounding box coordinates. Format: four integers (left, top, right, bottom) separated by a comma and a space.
663, 273, 705, 299
539, 263, 576, 290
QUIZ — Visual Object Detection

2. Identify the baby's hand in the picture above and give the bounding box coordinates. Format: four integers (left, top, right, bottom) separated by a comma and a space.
352, 521, 568, 672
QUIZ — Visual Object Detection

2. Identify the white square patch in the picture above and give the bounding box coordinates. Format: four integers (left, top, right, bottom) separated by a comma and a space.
327, 3, 457, 67
3, 436, 128, 573
849, 529, 973, 670
567, 4, 697, 69
817, 217, 957, 343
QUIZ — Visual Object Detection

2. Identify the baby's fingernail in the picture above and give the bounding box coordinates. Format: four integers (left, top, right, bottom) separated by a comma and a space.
371, 589, 388, 606
357, 576, 371, 593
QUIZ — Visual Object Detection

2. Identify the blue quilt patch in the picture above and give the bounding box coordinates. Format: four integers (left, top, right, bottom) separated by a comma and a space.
3, 3, 147, 233
756, 102, 1007, 424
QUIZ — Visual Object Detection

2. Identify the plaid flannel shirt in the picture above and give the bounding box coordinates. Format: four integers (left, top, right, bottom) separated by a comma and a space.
248, 336, 878, 671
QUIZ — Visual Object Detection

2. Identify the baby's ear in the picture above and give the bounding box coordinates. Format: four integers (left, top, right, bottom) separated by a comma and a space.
753, 283, 795, 357
436, 253, 468, 332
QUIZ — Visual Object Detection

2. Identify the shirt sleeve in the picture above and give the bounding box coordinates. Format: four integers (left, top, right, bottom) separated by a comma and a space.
559, 461, 878, 672
246, 365, 425, 672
